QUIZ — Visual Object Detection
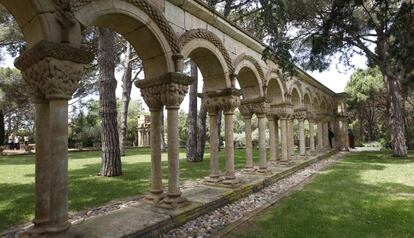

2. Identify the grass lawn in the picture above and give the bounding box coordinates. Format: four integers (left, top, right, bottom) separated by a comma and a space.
235, 151, 414, 238
0, 147, 257, 232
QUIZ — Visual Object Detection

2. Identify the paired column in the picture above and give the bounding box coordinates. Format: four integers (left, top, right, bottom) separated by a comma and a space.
136, 72, 193, 208
323, 121, 330, 149
15, 41, 92, 235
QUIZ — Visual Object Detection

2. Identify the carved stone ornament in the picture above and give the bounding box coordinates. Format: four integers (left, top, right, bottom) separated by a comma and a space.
240, 97, 267, 115
202, 88, 241, 113
294, 106, 308, 120
135, 72, 194, 108
14, 41, 93, 100
268, 102, 294, 119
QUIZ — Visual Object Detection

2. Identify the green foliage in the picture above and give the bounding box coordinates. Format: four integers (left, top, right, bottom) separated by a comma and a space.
0, 67, 33, 139
345, 67, 387, 143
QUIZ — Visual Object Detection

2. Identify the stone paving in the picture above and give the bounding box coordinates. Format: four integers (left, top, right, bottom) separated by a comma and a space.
1, 150, 337, 238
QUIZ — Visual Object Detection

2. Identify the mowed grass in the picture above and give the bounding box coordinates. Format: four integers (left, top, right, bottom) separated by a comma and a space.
0, 147, 257, 232
236, 151, 414, 238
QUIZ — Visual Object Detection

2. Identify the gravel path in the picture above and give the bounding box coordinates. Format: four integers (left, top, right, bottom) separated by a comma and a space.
162, 153, 346, 238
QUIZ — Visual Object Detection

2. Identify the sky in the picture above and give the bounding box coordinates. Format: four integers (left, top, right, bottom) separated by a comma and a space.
1, 50, 367, 113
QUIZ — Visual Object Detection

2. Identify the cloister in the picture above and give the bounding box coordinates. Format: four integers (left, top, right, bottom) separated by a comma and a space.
1, 0, 349, 237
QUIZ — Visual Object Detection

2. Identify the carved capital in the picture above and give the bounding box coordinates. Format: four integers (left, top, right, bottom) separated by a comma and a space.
203, 88, 241, 114
15, 41, 92, 100
240, 97, 267, 115
135, 72, 194, 108
268, 102, 294, 119
294, 107, 308, 120
238, 104, 252, 118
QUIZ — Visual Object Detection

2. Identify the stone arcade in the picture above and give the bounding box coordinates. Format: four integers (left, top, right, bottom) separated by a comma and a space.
2, 0, 349, 236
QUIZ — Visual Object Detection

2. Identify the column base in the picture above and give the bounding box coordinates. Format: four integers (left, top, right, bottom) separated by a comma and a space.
278, 160, 296, 166
203, 175, 224, 185
267, 160, 280, 167
143, 191, 166, 205
23, 221, 72, 238
158, 193, 191, 210
221, 177, 240, 187
256, 167, 272, 176
241, 166, 256, 174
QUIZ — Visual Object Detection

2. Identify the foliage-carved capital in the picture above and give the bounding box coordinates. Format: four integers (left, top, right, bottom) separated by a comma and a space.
268, 102, 294, 119
15, 41, 92, 100
135, 72, 194, 108
203, 88, 241, 114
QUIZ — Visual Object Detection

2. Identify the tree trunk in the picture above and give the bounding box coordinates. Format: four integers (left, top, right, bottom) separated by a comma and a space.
186, 61, 198, 162
0, 109, 4, 146
196, 101, 207, 161
119, 42, 133, 156
98, 28, 122, 176
384, 73, 407, 157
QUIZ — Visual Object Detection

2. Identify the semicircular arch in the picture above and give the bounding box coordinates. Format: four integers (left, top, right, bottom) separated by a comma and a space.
74, 0, 178, 78
233, 55, 264, 99
179, 29, 232, 91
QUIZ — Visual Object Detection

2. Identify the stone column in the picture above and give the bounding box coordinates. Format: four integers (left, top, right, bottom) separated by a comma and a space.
221, 90, 240, 185
136, 85, 165, 203
274, 118, 280, 161
32, 97, 51, 231
257, 114, 268, 174
267, 116, 277, 163
309, 120, 315, 151
287, 119, 294, 157
323, 121, 330, 149
224, 109, 237, 183
15, 41, 92, 235
317, 121, 324, 150
207, 112, 221, 181
242, 114, 254, 172
280, 118, 289, 162
299, 118, 306, 156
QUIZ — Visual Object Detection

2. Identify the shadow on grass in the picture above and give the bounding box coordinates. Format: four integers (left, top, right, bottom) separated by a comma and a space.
0, 148, 256, 232
236, 151, 414, 238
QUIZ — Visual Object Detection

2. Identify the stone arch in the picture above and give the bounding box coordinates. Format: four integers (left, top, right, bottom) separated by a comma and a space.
233, 53, 265, 99
179, 29, 232, 91
74, 0, 179, 78
320, 98, 328, 112
288, 81, 303, 107
303, 87, 313, 109
312, 95, 321, 111
265, 69, 287, 103
0, 0, 66, 47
